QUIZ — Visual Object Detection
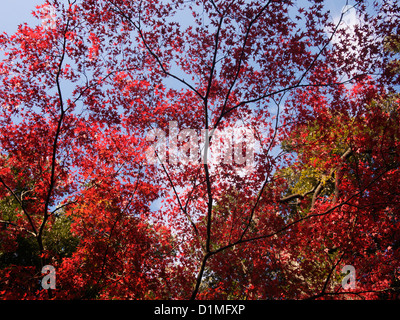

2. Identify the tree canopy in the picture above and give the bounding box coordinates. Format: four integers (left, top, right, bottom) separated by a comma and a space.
0, 0, 400, 300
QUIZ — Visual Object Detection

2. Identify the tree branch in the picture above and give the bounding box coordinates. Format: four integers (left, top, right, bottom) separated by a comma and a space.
0, 219, 36, 237
190, 252, 212, 300
39, 18, 71, 251
211, 161, 393, 257
306, 252, 345, 300
106, 0, 204, 101
154, 150, 202, 245
213, 0, 272, 130
0, 176, 37, 236
217, 3, 359, 121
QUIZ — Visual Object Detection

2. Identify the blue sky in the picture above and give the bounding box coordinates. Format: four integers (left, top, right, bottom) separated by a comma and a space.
0, 1, 38, 34
0, 1, 350, 34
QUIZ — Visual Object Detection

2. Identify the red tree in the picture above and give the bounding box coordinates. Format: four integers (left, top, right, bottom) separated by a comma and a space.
0, 0, 399, 299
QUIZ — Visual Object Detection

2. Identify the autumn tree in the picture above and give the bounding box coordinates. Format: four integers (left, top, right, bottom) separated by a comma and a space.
275, 83, 400, 299
0, 0, 400, 299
